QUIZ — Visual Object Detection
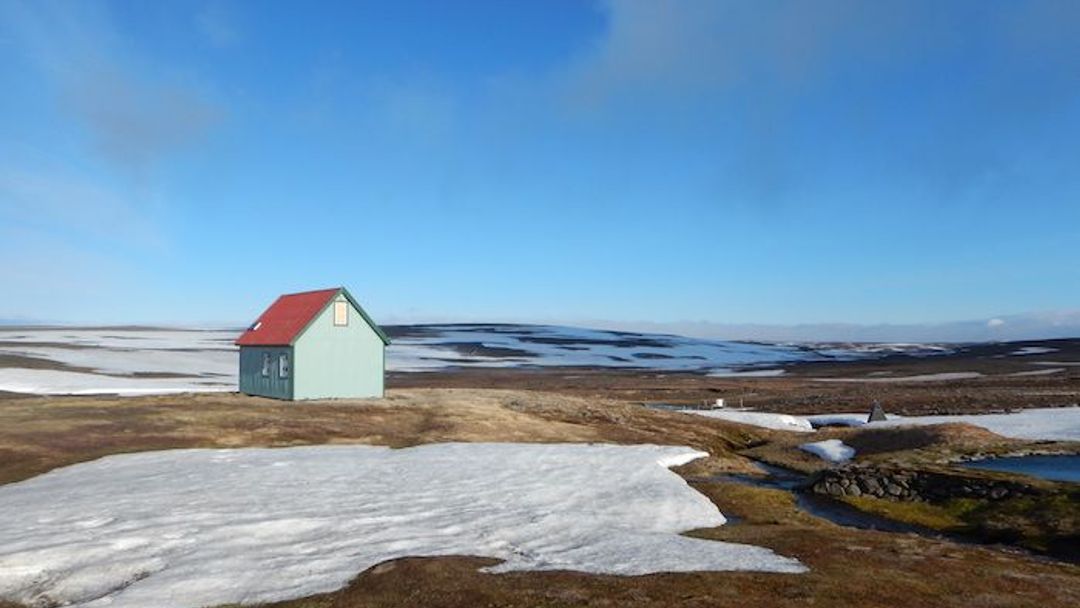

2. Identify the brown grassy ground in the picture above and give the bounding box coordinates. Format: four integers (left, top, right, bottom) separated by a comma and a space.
388, 363, 1080, 415
1, 389, 1078, 608
0, 389, 768, 487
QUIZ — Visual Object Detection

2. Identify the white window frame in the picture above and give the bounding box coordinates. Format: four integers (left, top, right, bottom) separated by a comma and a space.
261, 352, 271, 377
333, 301, 348, 326
278, 353, 290, 378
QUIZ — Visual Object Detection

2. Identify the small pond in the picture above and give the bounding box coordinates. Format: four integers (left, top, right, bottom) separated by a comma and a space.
960, 454, 1080, 483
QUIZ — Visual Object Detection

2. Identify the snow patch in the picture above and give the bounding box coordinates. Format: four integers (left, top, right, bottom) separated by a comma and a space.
813, 372, 983, 383
800, 439, 856, 463
1029, 361, 1080, 367
680, 410, 814, 432
706, 369, 786, 378
1011, 346, 1058, 356
0, 443, 805, 608
873, 407, 1080, 442
1008, 368, 1065, 377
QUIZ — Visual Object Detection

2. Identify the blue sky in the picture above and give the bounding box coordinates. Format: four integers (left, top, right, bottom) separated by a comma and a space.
2, 0, 1079, 338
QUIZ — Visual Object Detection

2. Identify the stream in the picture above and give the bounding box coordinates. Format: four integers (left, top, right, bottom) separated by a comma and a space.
694, 460, 1073, 564
697, 462, 945, 536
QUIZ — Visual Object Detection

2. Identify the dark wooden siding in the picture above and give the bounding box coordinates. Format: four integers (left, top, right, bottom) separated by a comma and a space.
239, 346, 293, 400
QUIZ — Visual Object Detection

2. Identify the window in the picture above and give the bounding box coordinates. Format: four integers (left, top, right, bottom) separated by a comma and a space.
333, 301, 348, 326
278, 353, 290, 378
261, 353, 271, 377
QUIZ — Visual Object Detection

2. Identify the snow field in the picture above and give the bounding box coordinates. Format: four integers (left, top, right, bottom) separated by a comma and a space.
0, 326, 961, 395
0, 443, 806, 608
872, 407, 1080, 442
0, 368, 233, 395
386, 325, 835, 372
680, 407, 1080, 442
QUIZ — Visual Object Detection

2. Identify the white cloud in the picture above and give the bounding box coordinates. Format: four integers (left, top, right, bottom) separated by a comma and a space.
987, 318, 1006, 327
3, 0, 222, 174
560, 0, 906, 108
62, 67, 220, 173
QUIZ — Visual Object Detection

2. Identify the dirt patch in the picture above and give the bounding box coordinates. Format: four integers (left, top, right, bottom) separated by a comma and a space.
0, 353, 97, 373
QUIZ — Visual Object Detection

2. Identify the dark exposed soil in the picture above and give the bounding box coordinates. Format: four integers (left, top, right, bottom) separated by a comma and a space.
0, 353, 97, 373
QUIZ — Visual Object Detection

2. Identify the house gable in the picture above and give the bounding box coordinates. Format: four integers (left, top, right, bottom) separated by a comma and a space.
235, 287, 390, 347
292, 291, 386, 399
292, 287, 390, 346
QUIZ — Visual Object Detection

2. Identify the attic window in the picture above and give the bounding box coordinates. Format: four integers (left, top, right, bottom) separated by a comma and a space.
250, 321, 262, 331
333, 301, 348, 326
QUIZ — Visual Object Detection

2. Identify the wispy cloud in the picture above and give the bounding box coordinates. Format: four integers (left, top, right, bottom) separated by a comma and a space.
561, 0, 901, 107
2, 0, 222, 175
0, 0, 223, 321
62, 66, 221, 174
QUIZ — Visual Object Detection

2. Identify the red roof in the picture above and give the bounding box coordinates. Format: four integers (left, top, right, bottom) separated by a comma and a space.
235, 288, 341, 346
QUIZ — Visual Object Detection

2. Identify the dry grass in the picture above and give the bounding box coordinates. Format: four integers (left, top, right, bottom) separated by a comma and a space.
389, 360, 1080, 415
0, 389, 763, 487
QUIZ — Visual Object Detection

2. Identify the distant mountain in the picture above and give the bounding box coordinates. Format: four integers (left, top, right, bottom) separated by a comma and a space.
0, 317, 47, 326
565, 311, 1080, 343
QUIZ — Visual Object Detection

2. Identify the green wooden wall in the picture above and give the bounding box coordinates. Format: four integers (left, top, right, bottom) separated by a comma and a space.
292, 292, 385, 399
238, 346, 293, 399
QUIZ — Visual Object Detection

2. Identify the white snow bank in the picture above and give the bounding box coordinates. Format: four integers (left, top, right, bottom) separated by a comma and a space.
800, 439, 856, 463
1029, 361, 1080, 367
706, 369, 786, 378
813, 372, 983, 383
0, 443, 805, 608
875, 407, 1080, 442
681, 404, 1079, 442
1008, 368, 1064, 377
681, 410, 814, 433
1011, 346, 1058, 356
0, 368, 232, 396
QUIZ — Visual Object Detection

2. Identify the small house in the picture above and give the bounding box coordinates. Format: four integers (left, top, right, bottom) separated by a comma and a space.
235, 287, 390, 400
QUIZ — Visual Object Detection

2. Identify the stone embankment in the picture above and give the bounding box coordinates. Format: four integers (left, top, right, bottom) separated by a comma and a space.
807, 466, 1042, 502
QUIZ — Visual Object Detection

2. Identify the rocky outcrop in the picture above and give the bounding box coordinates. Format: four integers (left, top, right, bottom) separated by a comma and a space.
807, 466, 1043, 502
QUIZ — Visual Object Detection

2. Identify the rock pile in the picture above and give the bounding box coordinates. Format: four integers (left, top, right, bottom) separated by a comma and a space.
808, 466, 1041, 503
